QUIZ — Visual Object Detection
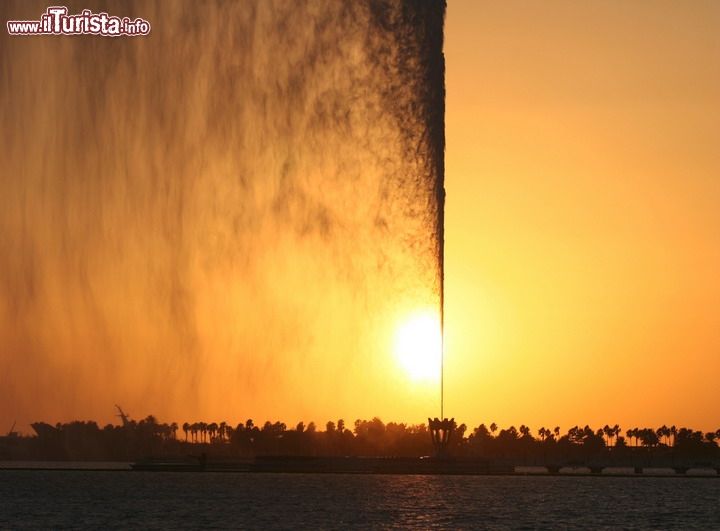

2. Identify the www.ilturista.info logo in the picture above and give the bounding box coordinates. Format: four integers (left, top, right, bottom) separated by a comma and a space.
7, 6, 151, 36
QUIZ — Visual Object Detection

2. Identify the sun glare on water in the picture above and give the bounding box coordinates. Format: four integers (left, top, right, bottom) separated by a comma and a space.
394, 313, 442, 381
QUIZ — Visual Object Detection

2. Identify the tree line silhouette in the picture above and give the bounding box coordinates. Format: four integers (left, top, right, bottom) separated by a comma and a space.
2, 415, 719, 464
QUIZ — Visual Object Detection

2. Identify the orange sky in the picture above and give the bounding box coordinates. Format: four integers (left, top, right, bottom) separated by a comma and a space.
444, 0, 720, 433
1, 1, 719, 437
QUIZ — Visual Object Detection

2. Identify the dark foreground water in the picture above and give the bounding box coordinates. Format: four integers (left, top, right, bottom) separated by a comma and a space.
1, 468, 719, 530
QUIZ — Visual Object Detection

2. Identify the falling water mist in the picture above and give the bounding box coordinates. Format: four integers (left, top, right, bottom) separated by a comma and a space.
0, 0, 445, 429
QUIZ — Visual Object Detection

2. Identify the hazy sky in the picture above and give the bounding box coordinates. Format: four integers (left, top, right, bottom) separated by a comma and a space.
2, 1, 719, 436
445, 0, 720, 432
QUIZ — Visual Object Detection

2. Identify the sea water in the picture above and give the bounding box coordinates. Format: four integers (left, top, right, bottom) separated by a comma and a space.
1, 469, 719, 529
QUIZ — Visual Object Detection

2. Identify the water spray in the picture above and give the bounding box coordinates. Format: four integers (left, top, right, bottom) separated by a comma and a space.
0, 0, 447, 428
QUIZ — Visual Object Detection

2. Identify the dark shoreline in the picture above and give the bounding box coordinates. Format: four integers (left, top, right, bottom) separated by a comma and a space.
3, 458, 719, 477
2, 468, 719, 478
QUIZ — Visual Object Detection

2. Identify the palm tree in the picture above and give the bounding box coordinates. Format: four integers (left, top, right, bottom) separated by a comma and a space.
473, 424, 490, 439
142, 415, 159, 439
639, 428, 659, 447
568, 426, 580, 443
182, 422, 190, 442
538, 427, 547, 442
603, 425, 612, 446
624, 428, 632, 446
208, 422, 218, 442
553, 426, 560, 439
656, 425, 670, 446
633, 428, 643, 446
490, 423, 498, 437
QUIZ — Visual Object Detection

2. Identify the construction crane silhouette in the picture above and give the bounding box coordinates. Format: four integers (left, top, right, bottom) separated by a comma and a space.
115, 405, 131, 427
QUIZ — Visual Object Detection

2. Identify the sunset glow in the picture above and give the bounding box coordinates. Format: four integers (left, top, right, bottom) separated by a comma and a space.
1, 1, 719, 436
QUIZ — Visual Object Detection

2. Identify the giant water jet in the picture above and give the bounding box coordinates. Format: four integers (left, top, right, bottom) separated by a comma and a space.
0, 0, 446, 429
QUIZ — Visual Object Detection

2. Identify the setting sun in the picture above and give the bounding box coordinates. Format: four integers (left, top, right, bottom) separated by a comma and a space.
394, 313, 442, 381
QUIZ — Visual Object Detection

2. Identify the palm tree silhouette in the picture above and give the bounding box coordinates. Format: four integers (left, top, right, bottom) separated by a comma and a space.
208, 422, 218, 442
538, 427, 547, 442
628, 428, 640, 446
602, 425, 612, 446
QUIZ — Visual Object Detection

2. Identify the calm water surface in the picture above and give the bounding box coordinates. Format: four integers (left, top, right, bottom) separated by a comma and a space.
1, 469, 718, 529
